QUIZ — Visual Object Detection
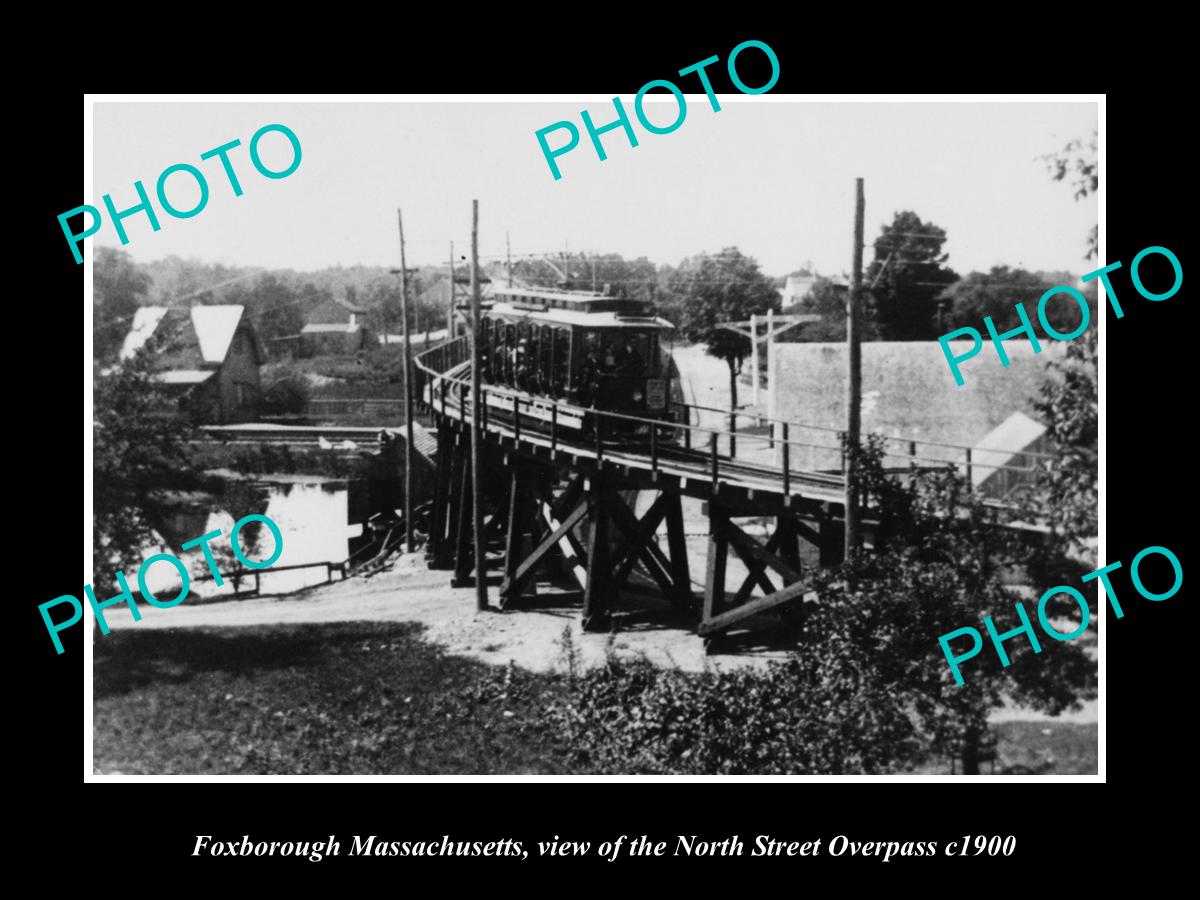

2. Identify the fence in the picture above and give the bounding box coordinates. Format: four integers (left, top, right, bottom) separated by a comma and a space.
413, 337, 1053, 498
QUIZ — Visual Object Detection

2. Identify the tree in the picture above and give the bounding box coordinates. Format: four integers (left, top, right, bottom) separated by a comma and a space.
93, 329, 201, 585
800, 437, 1096, 773
779, 277, 881, 343
364, 279, 402, 339
865, 211, 958, 340
1028, 330, 1097, 568
664, 248, 780, 417
939, 267, 1098, 336
1043, 132, 1099, 259
94, 248, 151, 363
226, 274, 303, 342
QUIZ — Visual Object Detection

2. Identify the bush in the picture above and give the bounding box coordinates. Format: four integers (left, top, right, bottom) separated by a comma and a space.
261, 375, 311, 415
545, 635, 919, 775
193, 442, 360, 479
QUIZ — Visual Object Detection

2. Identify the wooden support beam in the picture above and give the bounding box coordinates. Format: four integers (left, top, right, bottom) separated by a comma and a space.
729, 525, 787, 606
582, 483, 613, 632
609, 493, 669, 592
451, 455, 474, 586
426, 425, 449, 562
818, 509, 845, 567
663, 492, 693, 608
608, 492, 676, 597
499, 461, 541, 609
540, 500, 589, 591
697, 579, 814, 637
729, 538, 777, 604
724, 518, 803, 585
792, 516, 823, 550
776, 515, 802, 573
702, 503, 730, 625
504, 494, 590, 601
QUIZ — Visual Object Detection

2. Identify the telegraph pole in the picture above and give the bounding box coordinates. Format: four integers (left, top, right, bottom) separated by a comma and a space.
844, 178, 865, 561
471, 200, 488, 610
448, 241, 456, 336
396, 209, 415, 553
506, 231, 513, 286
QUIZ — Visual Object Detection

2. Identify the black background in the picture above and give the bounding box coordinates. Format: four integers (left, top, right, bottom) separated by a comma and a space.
18, 23, 1188, 886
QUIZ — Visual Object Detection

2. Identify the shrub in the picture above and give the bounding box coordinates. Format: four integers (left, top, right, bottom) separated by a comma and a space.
547, 633, 919, 775
261, 375, 310, 416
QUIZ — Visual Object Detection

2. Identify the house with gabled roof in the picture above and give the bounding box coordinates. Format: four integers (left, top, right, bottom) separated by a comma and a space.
120, 305, 266, 423
300, 294, 375, 356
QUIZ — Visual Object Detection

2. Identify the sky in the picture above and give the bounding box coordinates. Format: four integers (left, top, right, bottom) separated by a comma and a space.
90, 99, 1098, 279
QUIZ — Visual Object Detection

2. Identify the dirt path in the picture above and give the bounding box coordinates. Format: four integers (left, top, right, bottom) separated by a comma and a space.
103, 549, 1096, 725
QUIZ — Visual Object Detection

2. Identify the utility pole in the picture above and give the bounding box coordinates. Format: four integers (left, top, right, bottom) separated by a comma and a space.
506, 231, 513, 287
750, 313, 760, 406
844, 178, 865, 561
471, 200, 488, 610
590, 254, 597, 292
448, 241, 456, 336
396, 210, 415, 553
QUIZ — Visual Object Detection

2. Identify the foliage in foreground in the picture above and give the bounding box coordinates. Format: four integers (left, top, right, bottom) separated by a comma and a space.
549, 650, 918, 775
93, 329, 201, 581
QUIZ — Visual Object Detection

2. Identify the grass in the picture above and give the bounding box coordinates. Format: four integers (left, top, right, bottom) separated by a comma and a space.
990, 721, 1097, 775
93, 622, 1097, 776
93, 622, 571, 775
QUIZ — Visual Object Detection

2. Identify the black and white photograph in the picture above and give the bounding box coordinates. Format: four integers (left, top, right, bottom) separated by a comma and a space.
81, 96, 1103, 779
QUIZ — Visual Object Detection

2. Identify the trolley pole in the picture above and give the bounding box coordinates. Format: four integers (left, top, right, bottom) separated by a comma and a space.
471, 200, 489, 610
396, 209, 415, 554
844, 178, 865, 561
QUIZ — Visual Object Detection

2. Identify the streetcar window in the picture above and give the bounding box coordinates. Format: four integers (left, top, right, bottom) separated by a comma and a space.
553, 327, 570, 396
505, 324, 517, 385
600, 334, 619, 373
540, 325, 553, 390
582, 331, 616, 373
490, 321, 503, 380
615, 333, 650, 377
516, 323, 532, 390
528, 325, 541, 390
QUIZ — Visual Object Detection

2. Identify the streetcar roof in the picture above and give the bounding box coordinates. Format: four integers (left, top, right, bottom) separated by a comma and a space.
488, 302, 675, 330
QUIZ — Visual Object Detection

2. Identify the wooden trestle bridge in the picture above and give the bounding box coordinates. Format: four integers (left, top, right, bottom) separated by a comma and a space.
413, 337, 1041, 646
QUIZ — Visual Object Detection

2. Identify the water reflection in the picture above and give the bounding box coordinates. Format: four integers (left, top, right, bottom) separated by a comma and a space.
147, 480, 362, 598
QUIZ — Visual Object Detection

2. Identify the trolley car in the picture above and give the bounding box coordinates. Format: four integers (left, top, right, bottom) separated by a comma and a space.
478, 285, 677, 438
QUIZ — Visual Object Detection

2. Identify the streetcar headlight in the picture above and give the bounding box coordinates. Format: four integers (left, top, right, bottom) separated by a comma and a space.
632, 389, 644, 403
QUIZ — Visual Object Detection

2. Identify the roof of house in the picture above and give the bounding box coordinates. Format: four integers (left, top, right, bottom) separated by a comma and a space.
156, 369, 216, 385
307, 294, 368, 324
121, 305, 261, 364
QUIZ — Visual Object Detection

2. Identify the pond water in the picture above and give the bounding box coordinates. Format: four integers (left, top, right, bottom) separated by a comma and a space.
147, 479, 365, 599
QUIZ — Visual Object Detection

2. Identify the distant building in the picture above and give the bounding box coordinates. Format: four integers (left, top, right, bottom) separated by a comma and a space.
779, 272, 848, 313
300, 295, 375, 356
121, 305, 266, 423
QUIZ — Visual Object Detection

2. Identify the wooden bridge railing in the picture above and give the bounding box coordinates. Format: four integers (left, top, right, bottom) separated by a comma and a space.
413, 338, 1049, 497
